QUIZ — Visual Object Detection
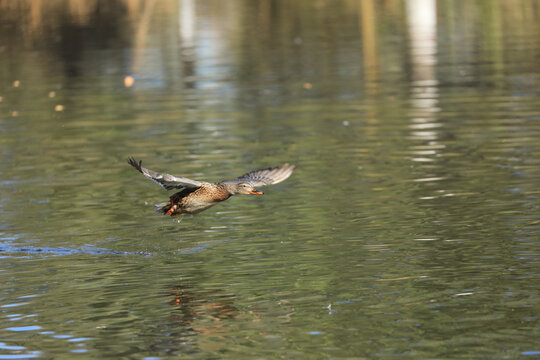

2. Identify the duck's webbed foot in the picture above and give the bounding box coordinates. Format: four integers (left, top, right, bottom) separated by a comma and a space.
164, 199, 176, 216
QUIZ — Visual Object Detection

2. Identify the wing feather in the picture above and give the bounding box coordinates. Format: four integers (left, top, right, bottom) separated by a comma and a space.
128, 157, 202, 191
222, 163, 295, 187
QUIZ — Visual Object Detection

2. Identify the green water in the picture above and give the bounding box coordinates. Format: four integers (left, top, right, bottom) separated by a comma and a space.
1, 1, 540, 358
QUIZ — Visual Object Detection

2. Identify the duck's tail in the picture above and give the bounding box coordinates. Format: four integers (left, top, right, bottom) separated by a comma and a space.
155, 202, 169, 214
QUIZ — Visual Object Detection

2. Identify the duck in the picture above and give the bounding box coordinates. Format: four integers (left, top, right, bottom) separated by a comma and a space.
128, 157, 295, 216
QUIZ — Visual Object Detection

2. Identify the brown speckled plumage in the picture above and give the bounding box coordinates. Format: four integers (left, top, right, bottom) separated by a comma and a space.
128, 157, 295, 216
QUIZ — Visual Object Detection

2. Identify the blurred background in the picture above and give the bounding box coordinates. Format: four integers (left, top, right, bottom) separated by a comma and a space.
1, 0, 539, 358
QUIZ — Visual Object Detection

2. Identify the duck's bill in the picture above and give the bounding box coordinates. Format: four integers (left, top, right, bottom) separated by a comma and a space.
249, 189, 263, 195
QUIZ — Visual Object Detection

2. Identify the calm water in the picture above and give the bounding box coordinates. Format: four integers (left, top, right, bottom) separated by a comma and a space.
1, 0, 540, 358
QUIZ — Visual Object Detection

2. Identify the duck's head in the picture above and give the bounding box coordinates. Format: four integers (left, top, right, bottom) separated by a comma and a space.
225, 182, 263, 195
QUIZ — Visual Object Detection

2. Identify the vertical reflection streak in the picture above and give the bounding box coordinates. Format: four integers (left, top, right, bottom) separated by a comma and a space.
406, 0, 440, 151
360, 0, 379, 92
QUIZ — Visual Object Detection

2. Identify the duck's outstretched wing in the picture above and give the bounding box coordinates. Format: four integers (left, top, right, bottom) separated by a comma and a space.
128, 157, 202, 191
222, 163, 295, 187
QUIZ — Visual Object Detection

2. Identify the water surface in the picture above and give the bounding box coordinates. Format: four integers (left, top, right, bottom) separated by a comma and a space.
1, 1, 540, 358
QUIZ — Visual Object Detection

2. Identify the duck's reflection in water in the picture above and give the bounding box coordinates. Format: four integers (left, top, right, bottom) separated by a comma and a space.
167, 285, 238, 332
149, 284, 256, 355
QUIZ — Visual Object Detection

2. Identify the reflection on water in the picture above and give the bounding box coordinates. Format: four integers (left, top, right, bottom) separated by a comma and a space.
1, 0, 540, 359
153, 285, 240, 355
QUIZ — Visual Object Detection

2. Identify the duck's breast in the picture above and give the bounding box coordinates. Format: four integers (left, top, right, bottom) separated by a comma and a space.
182, 184, 230, 213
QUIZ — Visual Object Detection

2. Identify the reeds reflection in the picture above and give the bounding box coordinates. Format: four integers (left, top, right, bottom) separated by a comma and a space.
1, 0, 539, 97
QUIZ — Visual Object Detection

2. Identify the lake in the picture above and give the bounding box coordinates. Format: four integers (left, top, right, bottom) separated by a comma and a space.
1, 0, 540, 358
